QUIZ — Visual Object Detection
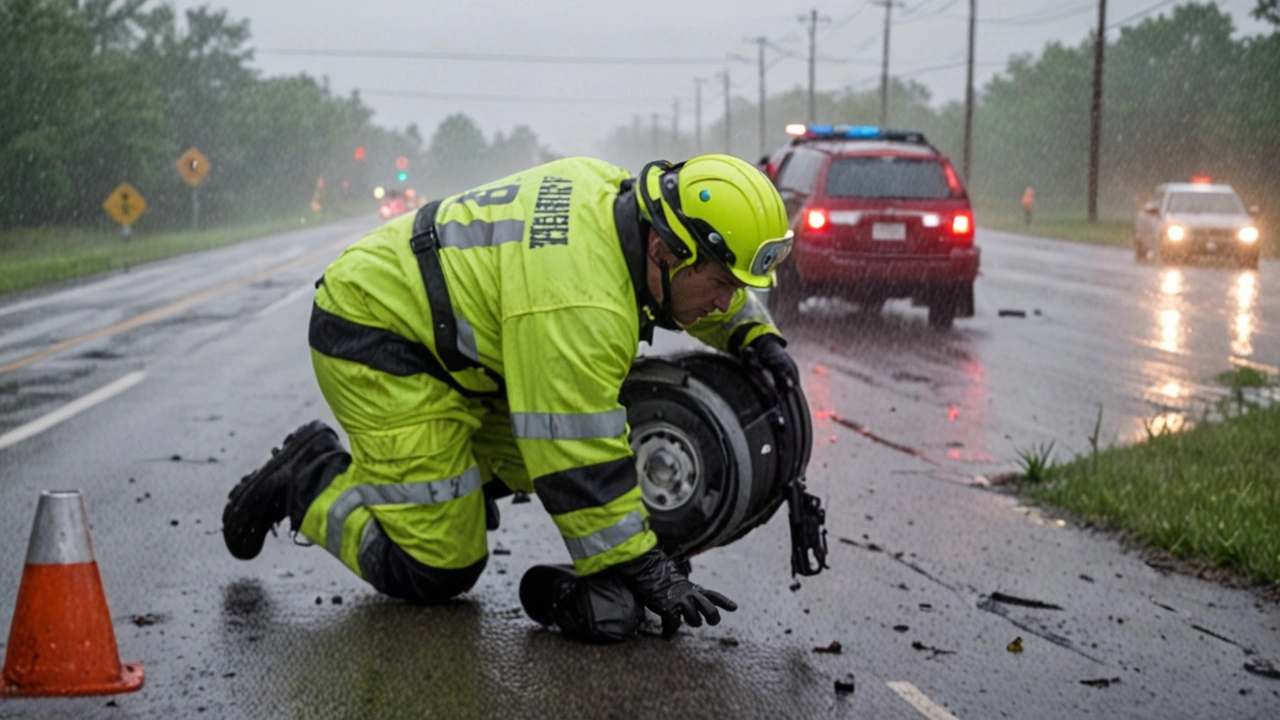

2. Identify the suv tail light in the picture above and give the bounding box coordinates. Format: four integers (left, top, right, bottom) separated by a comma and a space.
806, 209, 828, 230
948, 211, 974, 244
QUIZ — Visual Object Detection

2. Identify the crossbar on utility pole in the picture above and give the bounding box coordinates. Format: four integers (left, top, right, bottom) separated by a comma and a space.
1087, 0, 1107, 222
962, 0, 976, 181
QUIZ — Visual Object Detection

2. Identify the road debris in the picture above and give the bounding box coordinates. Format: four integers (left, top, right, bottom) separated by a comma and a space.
997, 309, 1027, 318
834, 673, 855, 694
911, 641, 955, 658
718, 637, 740, 648
789, 580, 802, 592
1080, 677, 1120, 688
893, 625, 909, 633
130, 613, 164, 627
988, 591, 1063, 610
1007, 636, 1024, 653
1244, 658, 1280, 679
813, 641, 842, 654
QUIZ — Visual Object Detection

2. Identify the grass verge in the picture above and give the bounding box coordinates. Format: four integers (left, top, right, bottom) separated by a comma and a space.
0, 207, 369, 298
1022, 402, 1280, 584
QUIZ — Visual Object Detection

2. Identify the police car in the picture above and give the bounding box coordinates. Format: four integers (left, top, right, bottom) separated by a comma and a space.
1133, 177, 1261, 269
762, 123, 978, 328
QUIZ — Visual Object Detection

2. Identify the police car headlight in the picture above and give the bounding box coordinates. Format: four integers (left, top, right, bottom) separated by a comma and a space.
1166, 225, 1186, 242
1238, 227, 1259, 243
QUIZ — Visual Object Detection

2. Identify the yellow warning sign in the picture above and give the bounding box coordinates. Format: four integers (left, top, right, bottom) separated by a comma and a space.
176, 147, 211, 187
102, 183, 146, 226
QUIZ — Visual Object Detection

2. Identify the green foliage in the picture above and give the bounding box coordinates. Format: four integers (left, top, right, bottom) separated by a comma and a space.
1029, 404, 1280, 583
1215, 366, 1275, 389
1015, 441, 1057, 483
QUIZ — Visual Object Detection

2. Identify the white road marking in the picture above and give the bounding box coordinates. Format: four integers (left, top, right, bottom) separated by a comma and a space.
887, 681, 961, 720
255, 282, 315, 318
0, 371, 146, 451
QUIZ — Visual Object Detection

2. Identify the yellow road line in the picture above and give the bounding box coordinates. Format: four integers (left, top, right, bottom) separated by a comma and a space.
0, 238, 350, 376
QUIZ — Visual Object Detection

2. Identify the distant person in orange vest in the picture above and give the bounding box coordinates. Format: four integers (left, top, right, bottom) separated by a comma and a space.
1021, 187, 1035, 225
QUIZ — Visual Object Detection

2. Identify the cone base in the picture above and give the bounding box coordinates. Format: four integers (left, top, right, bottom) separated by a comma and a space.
1, 662, 144, 697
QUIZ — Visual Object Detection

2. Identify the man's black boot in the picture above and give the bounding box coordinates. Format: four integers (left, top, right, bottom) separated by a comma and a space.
519, 564, 576, 627
222, 420, 341, 560
520, 565, 644, 644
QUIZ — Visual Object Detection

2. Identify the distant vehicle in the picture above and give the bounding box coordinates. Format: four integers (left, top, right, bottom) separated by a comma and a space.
1134, 178, 1260, 269
763, 123, 979, 328
379, 190, 407, 219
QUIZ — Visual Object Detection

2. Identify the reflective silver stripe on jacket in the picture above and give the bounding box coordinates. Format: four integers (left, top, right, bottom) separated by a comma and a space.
456, 315, 480, 362
326, 466, 483, 556
510, 409, 627, 440
727, 292, 768, 328
439, 219, 525, 250
562, 510, 646, 560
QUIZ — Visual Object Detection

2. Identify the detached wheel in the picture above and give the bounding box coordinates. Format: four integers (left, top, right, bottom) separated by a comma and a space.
620, 353, 809, 560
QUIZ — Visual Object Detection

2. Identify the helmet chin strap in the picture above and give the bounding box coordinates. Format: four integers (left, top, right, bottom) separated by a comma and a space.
653, 260, 683, 330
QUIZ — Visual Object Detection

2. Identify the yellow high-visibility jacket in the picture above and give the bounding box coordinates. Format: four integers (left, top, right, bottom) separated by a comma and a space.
312, 157, 779, 575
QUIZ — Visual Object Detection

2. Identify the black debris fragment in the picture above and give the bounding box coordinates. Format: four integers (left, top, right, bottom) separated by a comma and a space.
130, 613, 163, 627
1080, 677, 1121, 688
813, 641, 842, 654
331, 595, 343, 605
511, 491, 531, 504
988, 591, 1063, 610
1079, 574, 1094, 583
493, 547, 512, 556
997, 309, 1027, 318
893, 625, 909, 633
170, 454, 183, 462
170, 519, 179, 526
718, 637, 740, 648
919, 603, 933, 611
315, 597, 323, 605
834, 673, 856, 694
1244, 658, 1280, 679
789, 580, 802, 592
911, 640, 956, 658
223, 672, 237, 678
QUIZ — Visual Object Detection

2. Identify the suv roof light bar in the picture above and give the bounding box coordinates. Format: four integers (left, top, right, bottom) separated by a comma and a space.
784, 123, 930, 146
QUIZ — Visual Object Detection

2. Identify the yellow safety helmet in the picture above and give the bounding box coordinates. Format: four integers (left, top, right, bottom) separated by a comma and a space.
637, 154, 793, 289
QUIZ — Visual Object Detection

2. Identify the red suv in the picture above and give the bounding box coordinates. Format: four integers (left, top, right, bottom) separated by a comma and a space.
763, 124, 979, 328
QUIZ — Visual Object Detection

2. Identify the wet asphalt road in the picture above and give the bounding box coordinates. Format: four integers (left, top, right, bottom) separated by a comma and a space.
0, 218, 1277, 719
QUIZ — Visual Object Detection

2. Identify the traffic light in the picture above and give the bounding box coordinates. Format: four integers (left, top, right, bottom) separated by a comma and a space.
395, 156, 409, 171
397, 171, 408, 182
354, 146, 367, 161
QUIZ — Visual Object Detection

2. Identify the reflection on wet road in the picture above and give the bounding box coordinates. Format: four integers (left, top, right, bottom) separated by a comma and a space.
778, 229, 1275, 479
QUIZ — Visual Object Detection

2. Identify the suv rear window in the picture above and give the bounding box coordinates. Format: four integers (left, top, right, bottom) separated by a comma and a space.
824, 157, 950, 199
1166, 192, 1244, 214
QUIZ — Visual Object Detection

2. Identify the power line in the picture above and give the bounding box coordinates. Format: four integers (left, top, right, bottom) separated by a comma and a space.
257, 48, 729, 65
1108, 0, 1180, 28
361, 89, 665, 105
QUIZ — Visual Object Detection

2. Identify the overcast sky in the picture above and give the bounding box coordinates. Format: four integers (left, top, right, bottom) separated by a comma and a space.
166, 0, 1269, 157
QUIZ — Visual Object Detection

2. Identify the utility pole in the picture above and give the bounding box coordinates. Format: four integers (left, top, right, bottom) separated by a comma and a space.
672, 97, 680, 145
651, 112, 659, 155
718, 68, 731, 155
747, 36, 768, 159
962, 0, 976, 181
798, 11, 829, 124
694, 78, 707, 153
1087, 0, 1107, 222
875, 1, 900, 127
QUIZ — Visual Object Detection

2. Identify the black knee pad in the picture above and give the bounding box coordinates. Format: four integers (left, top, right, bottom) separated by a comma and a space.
357, 520, 487, 605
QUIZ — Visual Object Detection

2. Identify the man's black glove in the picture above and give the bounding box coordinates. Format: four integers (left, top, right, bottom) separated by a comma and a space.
743, 334, 800, 393
614, 548, 738, 638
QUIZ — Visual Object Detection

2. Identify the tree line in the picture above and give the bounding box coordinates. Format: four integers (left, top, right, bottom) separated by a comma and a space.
599, 2, 1280, 222
0, 0, 554, 231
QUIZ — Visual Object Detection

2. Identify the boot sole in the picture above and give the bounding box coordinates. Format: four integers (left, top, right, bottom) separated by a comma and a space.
222, 420, 336, 560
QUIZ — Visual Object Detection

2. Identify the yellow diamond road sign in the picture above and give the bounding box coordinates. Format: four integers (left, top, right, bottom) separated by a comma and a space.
176, 147, 211, 187
103, 183, 146, 226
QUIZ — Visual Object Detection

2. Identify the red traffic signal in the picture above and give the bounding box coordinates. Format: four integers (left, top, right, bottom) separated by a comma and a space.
354, 146, 367, 161
395, 156, 409, 171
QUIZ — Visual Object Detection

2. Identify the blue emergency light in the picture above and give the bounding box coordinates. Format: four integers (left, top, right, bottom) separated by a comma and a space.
785, 123, 929, 146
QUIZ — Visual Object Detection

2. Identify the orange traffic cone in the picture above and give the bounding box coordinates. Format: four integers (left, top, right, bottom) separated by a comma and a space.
2, 490, 144, 697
